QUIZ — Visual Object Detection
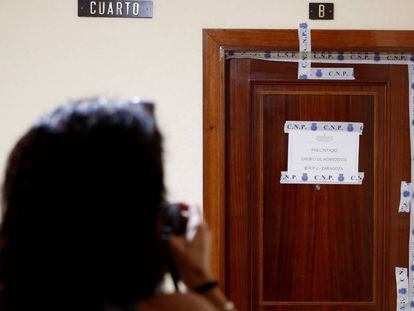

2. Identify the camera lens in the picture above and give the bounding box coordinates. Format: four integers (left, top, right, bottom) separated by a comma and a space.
161, 203, 189, 240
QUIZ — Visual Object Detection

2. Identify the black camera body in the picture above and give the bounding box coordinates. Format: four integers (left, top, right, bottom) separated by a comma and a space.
161, 202, 189, 239
161, 202, 190, 290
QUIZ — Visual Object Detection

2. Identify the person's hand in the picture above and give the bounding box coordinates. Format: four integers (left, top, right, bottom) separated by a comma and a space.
169, 223, 213, 289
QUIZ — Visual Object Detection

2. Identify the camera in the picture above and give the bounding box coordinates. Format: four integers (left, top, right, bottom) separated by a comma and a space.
161, 202, 189, 239
160, 202, 191, 290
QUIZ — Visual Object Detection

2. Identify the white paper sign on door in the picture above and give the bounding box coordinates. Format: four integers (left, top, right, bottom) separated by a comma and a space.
281, 121, 364, 185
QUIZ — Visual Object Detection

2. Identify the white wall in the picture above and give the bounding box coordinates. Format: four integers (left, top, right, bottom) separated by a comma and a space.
1, 0, 414, 204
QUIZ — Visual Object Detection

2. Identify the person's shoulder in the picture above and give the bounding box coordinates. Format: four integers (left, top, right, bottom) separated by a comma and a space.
139, 292, 216, 311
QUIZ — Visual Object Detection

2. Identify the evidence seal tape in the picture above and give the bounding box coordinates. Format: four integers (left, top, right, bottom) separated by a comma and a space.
281, 121, 364, 185
280, 171, 364, 185
284, 121, 363, 134
226, 50, 414, 65
409, 208, 414, 309
226, 23, 414, 307
399, 182, 412, 213
298, 22, 311, 79
309, 68, 354, 80
408, 63, 414, 309
397, 267, 409, 310
297, 23, 355, 80
409, 64, 414, 181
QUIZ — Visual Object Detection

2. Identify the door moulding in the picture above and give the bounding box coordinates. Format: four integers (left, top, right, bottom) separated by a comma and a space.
202, 28, 414, 291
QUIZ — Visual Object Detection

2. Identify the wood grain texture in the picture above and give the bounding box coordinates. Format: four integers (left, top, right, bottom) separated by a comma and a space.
204, 29, 414, 52
387, 65, 411, 308
257, 89, 377, 304
203, 30, 226, 287
203, 30, 414, 310
226, 59, 252, 311
245, 61, 390, 311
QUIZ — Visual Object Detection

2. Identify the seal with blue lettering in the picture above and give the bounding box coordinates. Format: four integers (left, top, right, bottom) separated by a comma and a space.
338, 174, 345, 182
301, 173, 308, 182
347, 124, 354, 132
299, 22, 308, 29
374, 52, 381, 62
311, 123, 317, 131
264, 51, 271, 58
299, 74, 308, 80
315, 69, 323, 78
337, 52, 344, 61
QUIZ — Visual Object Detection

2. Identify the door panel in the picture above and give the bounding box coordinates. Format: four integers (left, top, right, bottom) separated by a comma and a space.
226, 58, 409, 310
259, 91, 376, 302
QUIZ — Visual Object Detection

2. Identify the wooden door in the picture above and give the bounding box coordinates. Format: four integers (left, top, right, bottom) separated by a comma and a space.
204, 30, 414, 311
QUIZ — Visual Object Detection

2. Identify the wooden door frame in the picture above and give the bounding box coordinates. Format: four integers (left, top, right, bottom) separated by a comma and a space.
203, 29, 414, 290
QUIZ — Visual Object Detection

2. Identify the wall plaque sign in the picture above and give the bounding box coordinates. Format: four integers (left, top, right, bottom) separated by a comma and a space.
281, 121, 364, 185
78, 0, 153, 18
309, 3, 334, 20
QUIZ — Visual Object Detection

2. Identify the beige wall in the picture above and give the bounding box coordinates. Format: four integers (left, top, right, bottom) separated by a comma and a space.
1, 0, 414, 204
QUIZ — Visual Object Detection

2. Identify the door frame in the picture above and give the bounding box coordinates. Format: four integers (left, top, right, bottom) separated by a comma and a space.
203, 29, 414, 290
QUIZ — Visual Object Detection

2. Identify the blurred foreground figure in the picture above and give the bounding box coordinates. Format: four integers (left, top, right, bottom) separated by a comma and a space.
0, 98, 234, 311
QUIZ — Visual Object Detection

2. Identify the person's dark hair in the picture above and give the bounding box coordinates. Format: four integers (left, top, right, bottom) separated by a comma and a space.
0, 98, 166, 310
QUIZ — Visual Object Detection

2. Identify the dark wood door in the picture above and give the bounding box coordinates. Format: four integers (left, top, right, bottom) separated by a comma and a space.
224, 59, 409, 310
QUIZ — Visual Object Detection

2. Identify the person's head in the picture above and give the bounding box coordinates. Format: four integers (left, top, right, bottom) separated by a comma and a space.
0, 98, 166, 310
